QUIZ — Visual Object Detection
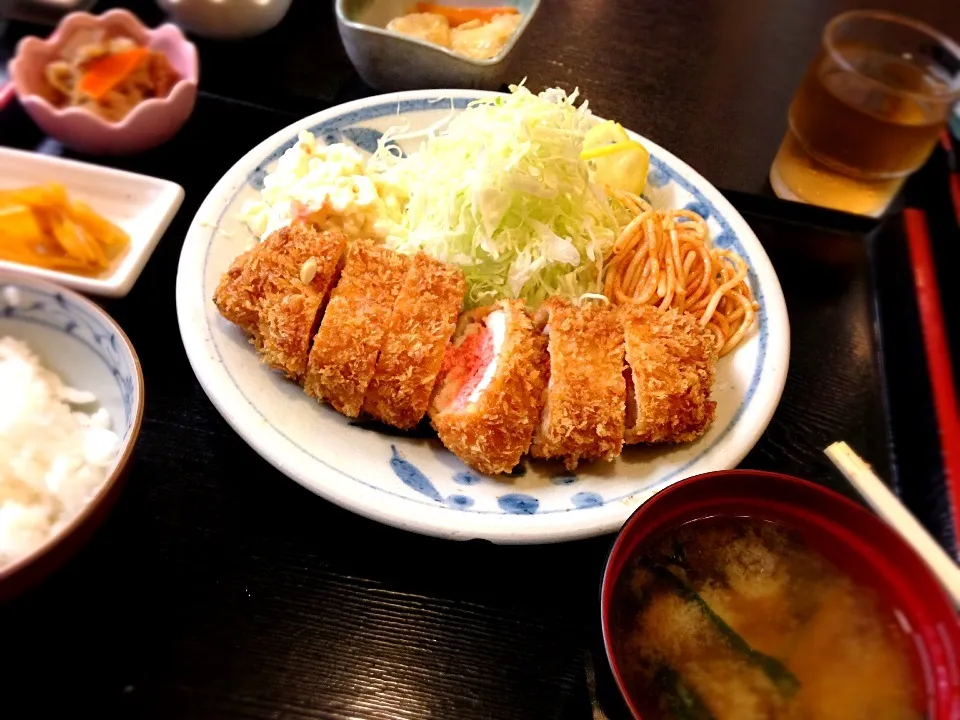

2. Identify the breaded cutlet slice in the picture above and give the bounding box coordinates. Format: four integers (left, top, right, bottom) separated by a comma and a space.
213, 250, 258, 330
362, 252, 466, 429
212, 224, 346, 379
620, 305, 717, 444
429, 300, 547, 475
304, 239, 410, 417
529, 298, 626, 470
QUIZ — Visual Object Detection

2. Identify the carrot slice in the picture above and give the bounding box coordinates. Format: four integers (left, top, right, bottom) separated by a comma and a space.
68, 199, 130, 247
50, 213, 108, 268
0, 183, 68, 212
0, 205, 45, 244
78, 47, 149, 101
0, 182, 129, 274
414, 3, 518, 26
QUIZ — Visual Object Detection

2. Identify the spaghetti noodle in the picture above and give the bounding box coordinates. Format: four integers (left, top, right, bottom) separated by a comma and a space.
603, 190, 758, 356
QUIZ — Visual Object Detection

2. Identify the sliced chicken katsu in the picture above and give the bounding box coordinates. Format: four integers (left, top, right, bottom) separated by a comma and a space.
304, 239, 410, 417
362, 253, 466, 429
429, 300, 547, 475
213, 224, 346, 379
620, 305, 717, 444
529, 298, 625, 470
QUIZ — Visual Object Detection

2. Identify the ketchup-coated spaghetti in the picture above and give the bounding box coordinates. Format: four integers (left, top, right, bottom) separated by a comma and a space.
603, 190, 758, 356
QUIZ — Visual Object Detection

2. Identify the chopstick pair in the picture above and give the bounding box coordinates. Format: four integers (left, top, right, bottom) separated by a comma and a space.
903, 209, 960, 529
900, 132, 960, 552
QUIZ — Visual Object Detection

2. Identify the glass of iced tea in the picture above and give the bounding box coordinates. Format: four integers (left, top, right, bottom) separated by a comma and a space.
770, 11, 960, 216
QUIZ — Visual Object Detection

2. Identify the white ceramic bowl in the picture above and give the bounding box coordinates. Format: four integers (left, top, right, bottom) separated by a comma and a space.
156, 0, 293, 39
0, 272, 144, 598
0, 147, 185, 298
336, 0, 540, 91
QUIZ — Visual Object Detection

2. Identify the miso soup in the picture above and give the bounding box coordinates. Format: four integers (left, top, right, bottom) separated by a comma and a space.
610, 517, 923, 720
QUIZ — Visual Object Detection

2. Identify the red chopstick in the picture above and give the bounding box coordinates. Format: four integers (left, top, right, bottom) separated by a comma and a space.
940, 130, 960, 227
0, 82, 13, 111
904, 207, 960, 551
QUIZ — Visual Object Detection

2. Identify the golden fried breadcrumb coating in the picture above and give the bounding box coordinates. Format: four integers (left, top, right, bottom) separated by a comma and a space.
212, 224, 346, 379
213, 250, 258, 329
620, 305, 717, 444
529, 298, 625, 470
430, 300, 548, 475
304, 239, 410, 417
363, 253, 466, 429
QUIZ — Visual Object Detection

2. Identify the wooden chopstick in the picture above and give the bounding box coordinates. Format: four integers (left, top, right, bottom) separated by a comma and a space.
825, 441, 960, 607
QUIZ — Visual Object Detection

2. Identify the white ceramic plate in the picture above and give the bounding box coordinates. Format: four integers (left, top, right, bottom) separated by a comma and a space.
0, 147, 184, 297
176, 90, 790, 544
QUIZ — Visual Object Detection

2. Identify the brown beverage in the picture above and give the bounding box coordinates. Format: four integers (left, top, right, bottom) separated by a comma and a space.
770, 14, 960, 216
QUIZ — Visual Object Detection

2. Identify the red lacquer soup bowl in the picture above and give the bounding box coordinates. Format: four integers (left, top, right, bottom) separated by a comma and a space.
600, 470, 960, 719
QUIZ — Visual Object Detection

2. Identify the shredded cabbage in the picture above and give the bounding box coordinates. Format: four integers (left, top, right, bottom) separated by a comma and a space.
376, 85, 619, 308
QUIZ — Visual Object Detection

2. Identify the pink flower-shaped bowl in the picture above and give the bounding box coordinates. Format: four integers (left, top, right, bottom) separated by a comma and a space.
8, 9, 199, 155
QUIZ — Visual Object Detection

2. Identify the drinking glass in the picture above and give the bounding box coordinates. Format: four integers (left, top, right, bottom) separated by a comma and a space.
770, 11, 960, 216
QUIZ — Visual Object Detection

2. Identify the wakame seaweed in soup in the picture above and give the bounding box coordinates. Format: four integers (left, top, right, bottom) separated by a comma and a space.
610, 518, 923, 720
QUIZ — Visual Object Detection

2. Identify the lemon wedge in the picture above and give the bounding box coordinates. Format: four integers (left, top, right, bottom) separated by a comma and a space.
581, 121, 650, 196
585, 120, 631, 146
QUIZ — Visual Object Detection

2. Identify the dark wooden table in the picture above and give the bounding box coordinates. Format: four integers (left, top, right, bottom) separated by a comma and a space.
1, 1, 958, 718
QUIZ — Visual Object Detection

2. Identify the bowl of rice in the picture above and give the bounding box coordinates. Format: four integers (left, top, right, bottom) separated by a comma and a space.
0, 271, 143, 599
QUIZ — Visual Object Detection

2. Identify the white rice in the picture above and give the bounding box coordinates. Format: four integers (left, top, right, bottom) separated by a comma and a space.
0, 337, 120, 569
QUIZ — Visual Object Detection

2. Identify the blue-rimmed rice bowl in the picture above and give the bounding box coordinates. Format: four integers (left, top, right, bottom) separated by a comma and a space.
0, 272, 144, 597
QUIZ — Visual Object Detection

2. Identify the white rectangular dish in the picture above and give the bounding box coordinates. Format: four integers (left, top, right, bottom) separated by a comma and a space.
0, 147, 184, 297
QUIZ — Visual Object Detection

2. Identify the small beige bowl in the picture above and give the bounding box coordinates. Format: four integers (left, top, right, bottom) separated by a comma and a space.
336, 0, 540, 91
